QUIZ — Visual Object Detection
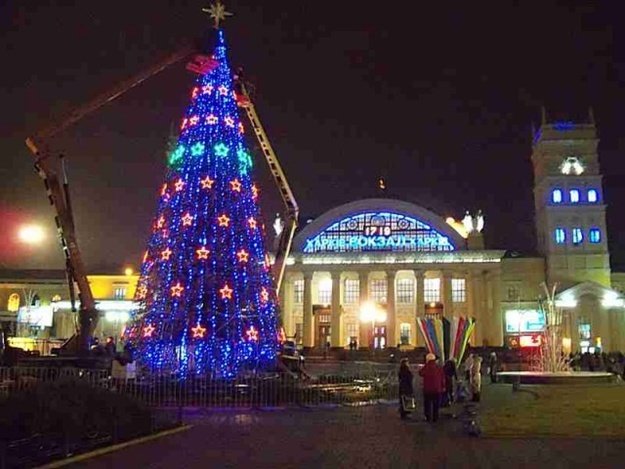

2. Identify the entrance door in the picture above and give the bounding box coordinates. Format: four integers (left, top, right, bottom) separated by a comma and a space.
317, 325, 331, 348
373, 325, 386, 349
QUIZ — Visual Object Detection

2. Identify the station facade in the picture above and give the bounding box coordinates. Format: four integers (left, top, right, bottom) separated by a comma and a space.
279, 119, 625, 353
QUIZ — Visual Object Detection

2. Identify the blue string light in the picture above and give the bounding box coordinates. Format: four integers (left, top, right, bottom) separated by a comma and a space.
126, 29, 278, 378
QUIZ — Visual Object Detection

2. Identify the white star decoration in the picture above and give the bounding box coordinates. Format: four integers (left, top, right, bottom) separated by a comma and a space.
202, 1, 233, 29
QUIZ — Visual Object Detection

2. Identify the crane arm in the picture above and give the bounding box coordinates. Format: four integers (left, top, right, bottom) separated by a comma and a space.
24, 42, 209, 354
235, 81, 299, 295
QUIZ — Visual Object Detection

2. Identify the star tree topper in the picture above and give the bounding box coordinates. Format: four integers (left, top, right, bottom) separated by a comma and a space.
202, 1, 233, 29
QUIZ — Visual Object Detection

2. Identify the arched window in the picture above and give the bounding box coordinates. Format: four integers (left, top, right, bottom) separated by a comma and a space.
7, 293, 20, 312
572, 228, 583, 245
587, 189, 598, 203
551, 189, 563, 204
569, 189, 580, 203
589, 228, 601, 243
554, 228, 566, 244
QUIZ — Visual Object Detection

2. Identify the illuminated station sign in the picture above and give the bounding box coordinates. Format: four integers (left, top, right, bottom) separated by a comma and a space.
303, 212, 456, 254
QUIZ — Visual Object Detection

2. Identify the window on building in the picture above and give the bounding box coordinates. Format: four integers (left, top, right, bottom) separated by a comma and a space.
424, 278, 440, 303
400, 323, 411, 345
569, 189, 580, 203
343, 279, 359, 304
551, 189, 562, 203
572, 228, 583, 245
317, 280, 332, 304
451, 278, 466, 303
589, 228, 601, 244
507, 285, 520, 301
7, 293, 20, 312
578, 321, 591, 340
397, 278, 414, 304
114, 287, 127, 300
554, 228, 566, 244
347, 323, 358, 345
587, 189, 598, 203
370, 279, 387, 303
293, 279, 304, 304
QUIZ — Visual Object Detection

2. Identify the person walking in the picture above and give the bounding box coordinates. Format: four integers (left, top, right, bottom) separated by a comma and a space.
419, 353, 445, 422
443, 358, 457, 406
398, 358, 414, 420
488, 351, 498, 383
470, 356, 483, 402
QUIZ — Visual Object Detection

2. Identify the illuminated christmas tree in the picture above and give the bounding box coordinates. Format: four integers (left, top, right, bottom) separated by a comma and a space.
126, 14, 278, 377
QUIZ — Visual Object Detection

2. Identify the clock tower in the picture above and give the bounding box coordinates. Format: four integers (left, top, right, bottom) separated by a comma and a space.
531, 110, 611, 288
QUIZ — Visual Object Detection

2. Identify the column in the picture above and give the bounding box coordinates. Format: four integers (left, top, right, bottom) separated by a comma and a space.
414, 270, 425, 347
281, 276, 293, 337
330, 271, 343, 348
386, 270, 397, 348
471, 270, 483, 346
491, 270, 503, 346
443, 271, 453, 317
358, 271, 369, 349
302, 272, 314, 348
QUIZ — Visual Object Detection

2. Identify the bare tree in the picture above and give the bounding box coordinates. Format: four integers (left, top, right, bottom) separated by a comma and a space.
533, 282, 570, 372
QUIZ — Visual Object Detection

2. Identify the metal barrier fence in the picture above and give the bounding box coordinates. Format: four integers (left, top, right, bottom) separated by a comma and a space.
0, 367, 399, 409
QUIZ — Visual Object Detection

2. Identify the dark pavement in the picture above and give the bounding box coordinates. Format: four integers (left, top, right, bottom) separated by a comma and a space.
73, 402, 625, 469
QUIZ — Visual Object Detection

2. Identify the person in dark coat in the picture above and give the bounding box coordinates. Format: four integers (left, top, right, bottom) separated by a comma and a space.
443, 358, 457, 406
398, 358, 414, 419
419, 353, 445, 422
488, 352, 498, 383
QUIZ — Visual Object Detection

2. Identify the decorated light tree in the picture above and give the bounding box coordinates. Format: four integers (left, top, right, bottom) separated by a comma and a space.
534, 282, 570, 373
125, 5, 278, 377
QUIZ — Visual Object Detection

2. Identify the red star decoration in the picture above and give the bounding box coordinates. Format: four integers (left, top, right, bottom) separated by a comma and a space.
180, 118, 188, 130
218, 214, 230, 227
170, 282, 184, 298
260, 287, 269, 302
136, 285, 147, 299
143, 324, 155, 338
238, 122, 245, 135
196, 246, 210, 260
174, 178, 186, 192
202, 84, 213, 95
189, 115, 199, 126
191, 323, 207, 338
182, 213, 194, 226
230, 179, 242, 192
161, 247, 172, 261
142, 250, 149, 263
156, 216, 166, 229
224, 116, 235, 128
220, 284, 233, 300
237, 249, 249, 263
278, 327, 287, 343
264, 254, 272, 269
200, 175, 215, 189
218, 85, 229, 95
160, 183, 168, 196
246, 326, 259, 342
251, 184, 259, 200
206, 114, 218, 125
248, 217, 257, 229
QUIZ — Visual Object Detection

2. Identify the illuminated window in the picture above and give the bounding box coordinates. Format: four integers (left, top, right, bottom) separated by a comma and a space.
370, 279, 387, 303
551, 189, 562, 203
397, 278, 414, 304
554, 228, 566, 244
7, 293, 20, 312
400, 323, 411, 345
343, 279, 359, 304
587, 189, 598, 203
572, 228, 583, 245
424, 278, 440, 303
293, 279, 304, 304
317, 280, 332, 304
578, 321, 591, 340
589, 228, 601, 243
114, 287, 127, 300
347, 323, 358, 343
569, 189, 580, 203
451, 278, 466, 303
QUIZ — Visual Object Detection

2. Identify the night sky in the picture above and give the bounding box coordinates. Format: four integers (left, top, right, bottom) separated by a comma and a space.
1, 1, 624, 272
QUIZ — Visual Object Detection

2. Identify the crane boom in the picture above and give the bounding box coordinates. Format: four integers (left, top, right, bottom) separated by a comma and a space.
24, 42, 208, 354
235, 81, 299, 295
